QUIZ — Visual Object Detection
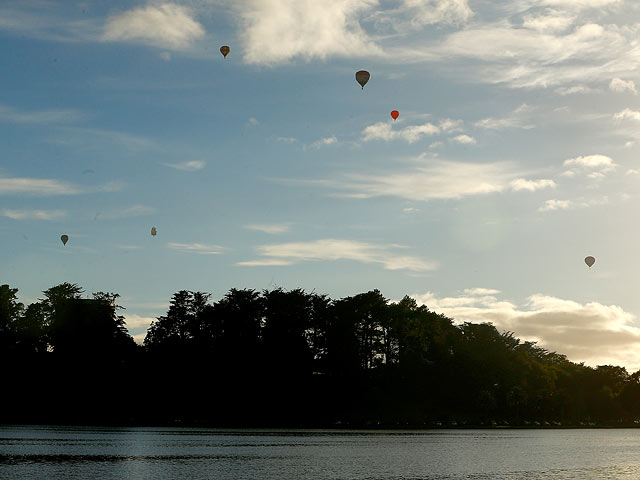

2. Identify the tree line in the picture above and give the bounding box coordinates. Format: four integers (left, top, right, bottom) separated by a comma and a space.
2, 282, 639, 427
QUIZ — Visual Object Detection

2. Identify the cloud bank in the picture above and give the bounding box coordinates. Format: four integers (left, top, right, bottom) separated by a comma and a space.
102, 3, 205, 50
237, 238, 437, 272
413, 288, 640, 372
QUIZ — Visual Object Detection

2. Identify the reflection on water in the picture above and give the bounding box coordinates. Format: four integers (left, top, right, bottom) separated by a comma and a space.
1, 426, 640, 479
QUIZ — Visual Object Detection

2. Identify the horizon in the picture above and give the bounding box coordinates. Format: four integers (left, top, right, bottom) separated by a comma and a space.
3, 0, 640, 371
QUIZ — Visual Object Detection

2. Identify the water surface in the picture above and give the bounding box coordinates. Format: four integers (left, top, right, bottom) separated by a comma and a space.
1, 425, 640, 479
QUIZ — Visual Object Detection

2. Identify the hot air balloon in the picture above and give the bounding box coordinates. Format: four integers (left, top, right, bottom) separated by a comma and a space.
61, 234, 68, 246
585, 256, 595, 268
391, 110, 399, 120
151, 227, 157, 236
220, 46, 230, 58
355, 70, 370, 90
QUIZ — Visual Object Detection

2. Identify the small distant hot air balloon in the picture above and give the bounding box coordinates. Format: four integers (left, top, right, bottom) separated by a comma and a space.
220, 46, 230, 58
61, 234, 68, 245
391, 110, 399, 120
585, 256, 595, 268
355, 70, 370, 90
151, 227, 157, 236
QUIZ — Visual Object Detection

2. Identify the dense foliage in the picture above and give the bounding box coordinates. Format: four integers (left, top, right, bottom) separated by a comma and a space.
2, 282, 640, 427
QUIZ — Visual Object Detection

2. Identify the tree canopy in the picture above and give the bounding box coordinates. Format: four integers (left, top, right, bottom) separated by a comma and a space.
2, 282, 640, 428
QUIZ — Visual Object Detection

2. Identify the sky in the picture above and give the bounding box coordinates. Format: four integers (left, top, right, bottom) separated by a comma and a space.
2, 0, 640, 371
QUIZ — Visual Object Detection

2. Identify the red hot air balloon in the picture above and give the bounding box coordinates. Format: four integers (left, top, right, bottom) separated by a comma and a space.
391, 110, 399, 120
355, 70, 370, 89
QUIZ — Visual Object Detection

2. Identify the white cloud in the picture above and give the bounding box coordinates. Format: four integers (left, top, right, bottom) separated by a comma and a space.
0, 177, 133, 198
563, 154, 616, 174
451, 134, 476, 144
439, 118, 464, 132
361, 122, 395, 142
403, 207, 420, 213
247, 117, 259, 126
98, 181, 125, 193
428, 18, 635, 89
555, 85, 598, 95
277, 137, 297, 143
164, 160, 206, 171
587, 171, 605, 179
123, 313, 156, 330
167, 242, 225, 255
462, 287, 501, 295
538, 196, 609, 212
0, 176, 93, 196
412, 288, 640, 372
541, 0, 623, 9
102, 3, 205, 50
362, 121, 440, 143
235, 259, 293, 266
475, 104, 534, 130
2, 209, 67, 220
52, 126, 157, 152
610, 78, 637, 94
125, 312, 157, 344
614, 108, 640, 121
538, 199, 572, 211
522, 9, 574, 32
238, 238, 437, 272
438, 23, 609, 63
400, 0, 473, 27
312, 136, 338, 148
510, 178, 556, 191
234, 0, 383, 65
244, 223, 291, 234
0, 104, 84, 124
368, 0, 472, 33
324, 159, 525, 201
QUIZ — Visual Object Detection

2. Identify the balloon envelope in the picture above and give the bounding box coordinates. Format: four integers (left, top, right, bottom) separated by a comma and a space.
355, 70, 370, 89
391, 110, 399, 120
151, 227, 157, 236
220, 46, 230, 58
61, 234, 68, 245
585, 256, 595, 268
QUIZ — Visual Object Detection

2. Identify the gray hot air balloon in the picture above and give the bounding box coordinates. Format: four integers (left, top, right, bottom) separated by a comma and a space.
355, 70, 370, 90
585, 256, 595, 268
61, 234, 68, 245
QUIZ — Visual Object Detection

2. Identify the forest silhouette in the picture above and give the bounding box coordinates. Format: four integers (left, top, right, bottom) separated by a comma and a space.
2, 282, 640, 427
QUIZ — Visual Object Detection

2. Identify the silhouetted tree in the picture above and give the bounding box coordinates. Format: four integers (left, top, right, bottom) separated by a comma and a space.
0, 284, 23, 354
39, 282, 84, 350
144, 290, 211, 352
262, 288, 313, 377
14, 302, 48, 354
4, 281, 640, 427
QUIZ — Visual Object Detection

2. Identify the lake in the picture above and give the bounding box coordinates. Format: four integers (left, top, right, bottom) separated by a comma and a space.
1, 426, 640, 479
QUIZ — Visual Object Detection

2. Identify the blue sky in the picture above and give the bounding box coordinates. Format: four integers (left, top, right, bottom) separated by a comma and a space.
3, 0, 640, 370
